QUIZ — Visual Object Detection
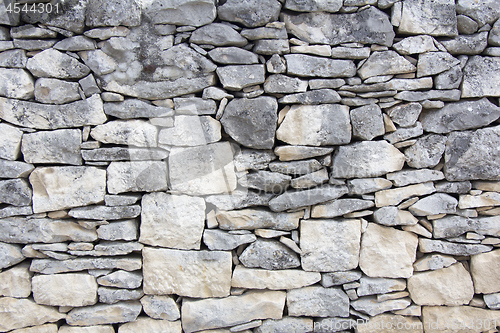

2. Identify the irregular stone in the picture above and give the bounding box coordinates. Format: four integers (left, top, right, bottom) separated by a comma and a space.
387, 169, 444, 187
0, 242, 24, 270
309, 78, 345, 90
91, 120, 157, 147
417, 52, 460, 77
311, 199, 374, 218
85, 0, 140, 27
360, 223, 418, 278
66, 302, 141, 326
208, 47, 258, 65
278, 89, 341, 105
395, 89, 461, 102
239, 171, 291, 193
291, 44, 332, 57
216, 209, 302, 231
158, 115, 221, 146
408, 193, 458, 216
398, 0, 457, 36
421, 98, 500, 134
68, 205, 140, 220
118, 317, 182, 333
82, 147, 168, 162
331, 141, 405, 178
373, 207, 418, 226
375, 182, 436, 207
277, 104, 351, 146
98, 287, 143, 304
241, 27, 288, 40
140, 193, 204, 250
283, 7, 394, 46
470, 249, 500, 294
106, 161, 168, 194
441, 32, 488, 55
168, 142, 237, 195
330, 46, 370, 59
143, 247, 232, 298
32, 273, 97, 307
181, 290, 285, 333
393, 35, 438, 55
203, 230, 256, 251
71, 241, 143, 257
287, 287, 349, 317
436, 181, 472, 194
221, 97, 277, 149
384, 122, 423, 144
269, 185, 348, 212
239, 238, 300, 270
29, 166, 105, 213
217, 0, 281, 28
216, 65, 265, 90
34, 78, 80, 104
284, 0, 342, 12
408, 263, 474, 306
253, 39, 290, 55
456, 0, 500, 26
444, 125, 500, 181
285, 54, 355, 78
387, 103, 421, 128
21, 129, 81, 165
489, 18, 500, 46
0, 297, 65, 332
434, 65, 463, 90
0, 94, 106, 130
53, 36, 96, 51
413, 254, 457, 272
321, 271, 362, 287
351, 297, 411, 316
234, 149, 276, 171
357, 276, 406, 297
190, 23, 246, 47
263, 74, 308, 94
356, 314, 423, 333
142, 0, 216, 26
359, 51, 416, 80
300, 219, 361, 272
290, 168, 328, 189
0, 49, 27, 68
484, 293, 500, 310
459, 192, 500, 209
141, 295, 180, 321
174, 97, 216, 115
0, 263, 31, 297
422, 306, 500, 333
79, 50, 117, 76
0, 179, 31, 206
97, 220, 139, 241
11, 324, 59, 333
232, 266, 320, 290
206, 190, 274, 211
270, 157, 321, 177
0, 68, 34, 100
419, 238, 492, 256
274, 146, 333, 162
405, 134, 446, 169
457, 14, 479, 34
462, 56, 500, 97
0, 217, 96, 244
347, 178, 393, 195
256, 317, 312, 333
26, 48, 89, 78
31, 257, 141, 275
350, 104, 385, 141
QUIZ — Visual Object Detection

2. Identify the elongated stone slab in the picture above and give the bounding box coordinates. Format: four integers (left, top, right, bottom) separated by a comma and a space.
30, 257, 142, 274
231, 266, 320, 290
0, 297, 65, 332
66, 302, 142, 326
269, 185, 348, 212
216, 208, 302, 231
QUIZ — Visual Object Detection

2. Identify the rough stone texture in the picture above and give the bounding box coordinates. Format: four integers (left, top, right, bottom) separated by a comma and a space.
359, 51, 416, 79
158, 115, 221, 146
216, 209, 302, 230
216, 65, 265, 90
143, 247, 232, 298
300, 219, 361, 272
456, 0, 500, 26
118, 317, 182, 333
470, 249, 500, 294
66, 302, 142, 326
0, 68, 34, 100
239, 239, 300, 270
359, 223, 418, 278
0, 297, 65, 332
0, 242, 24, 270
462, 56, 500, 98
422, 306, 500, 333
232, 266, 320, 290
32, 273, 98, 307
405, 134, 447, 169
0, 123, 22, 161
285, 54, 356, 78
399, 0, 458, 36
91, 120, 157, 148
141, 295, 180, 321
203, 229, 256, 250
357, 314, 423, 333
181, 290, 286, 333
34, 78, 81, 104
107, 161, 168, 194
0, 179, 32, 207
351, 297, 412, 316
350, 104, 385, 140
21, 129, 82, 165
0, 263, 31, 298
287, 286, 349, 317
269, 185, 348, 212
27, 49, 90, 79
217, 0, 281, 28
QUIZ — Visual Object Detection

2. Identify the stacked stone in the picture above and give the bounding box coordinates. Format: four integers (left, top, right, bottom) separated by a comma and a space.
1, 0, 500, 332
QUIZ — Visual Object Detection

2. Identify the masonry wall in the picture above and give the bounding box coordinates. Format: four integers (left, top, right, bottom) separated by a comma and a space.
1, 0, 500, 332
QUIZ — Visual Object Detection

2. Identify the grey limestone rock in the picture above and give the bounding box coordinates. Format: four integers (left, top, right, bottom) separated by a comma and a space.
174, 97, 217, 115
30, 257, 142, 274
358, 51, 416, 80
269, 159, 322, 176
0, 68, 34, 100
269, 185, 348, 212
141, 295, 180, 321
216, 65, 265, 90
66, 302, 142, 326
104, 99, 172, 119
22, 0, 87, 33
142, 0, 216, 26
408, 193, 458, 216
357, 276, 406, 297
203, 229, 256, 250
69, 205, 141, 220
419, 238, 492, 256
432, 215, 500, 238
264, 74, 308, 94
217, 0, 282, 28
351, 296, 411, 316
278, 89, 341, 105
208, 47, 259, 65
0, 242, 24, 270
434, 65, 463, 90
86, 0, 141, 27
461, 56, 500, 98
239, 238, 300, 270
53, 35, 96, 51
98, 287, 143, 304
392, 35, 438, 55
440, 32, 488, 55
0, 160, 34, 179
405, 134, 446, 169
387, 102, 422, 127
417, 52, 460, 77
27, 48, 90, 79
21, 129, 81, 165
350, 104, 385, 141
106, 161, 168, 194
287, 286, 349, 317
34, 78, 80, 104
190, 23, 247, 47
456, 0, 500, 26
0, 49, 27, 68
239, 170, 291, 193
285, 54, 356, 78
311, 199, 374, 218
387, 169, 444, 187
216, 208, 302, 231
82, 147, 168, 162
321, 271, 362, 287
0, 179, 32, 206
399, 0, 458, 36
158, 115, 221, 146
284, 0, 342, 12
97, 220, 139, 241
91, 120, 157, 147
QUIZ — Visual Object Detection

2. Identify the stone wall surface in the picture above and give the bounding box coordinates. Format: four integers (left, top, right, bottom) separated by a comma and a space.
1, 0, 500, 332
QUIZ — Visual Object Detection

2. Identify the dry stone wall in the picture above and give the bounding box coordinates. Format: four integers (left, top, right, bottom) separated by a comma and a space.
1, 0, 500, 332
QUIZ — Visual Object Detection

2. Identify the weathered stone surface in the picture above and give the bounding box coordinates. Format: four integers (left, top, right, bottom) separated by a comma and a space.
0, 206, 33, 219
387, 169, 444, 187
0, 94, 106, 129
274, 146, 332, 162
414, 254, 457, 272
435, 180, 472, 194
287, 287, 349, 317
356, 314, 423, 333
69, 205, 140, 220
331, 141, 405, 178
238, 170, 291, 193
484, 293, 500, 310
395, 89, 461, 102
10, 324, 59, 333
53, 36, 96, 51
82, 147, 168, 162
399, 0, 457, 36
143, 247, 232, 298
107, 161, 168, 194
0, 263, 31, 297
0, 49, 27, 68
232, 266, 320, 290
419, 238, 492, 256
181, 290, 286, 333
206, 190, 274, 211
239, 238, 300, 270
285, 0, 342, 12
360, 223, 418, 278
66, 302, 141, 326
141, 295, 180, 321
0, 68, 34, 100
278, 89, 341, 105
0, 242, 24, 270
351, 297, 412, 316
217, 0, 281, 28
441, 32, 488, 55
459, 192, 500, 209
97, 220, 139, 241
283, 7, 394, 46
97, 271, 142, 289
216, 209, 302, 231
91, 120, 157, 147
27, 48, 89, 78
140, 193, 205, 250
30, 166, 105, 213
0, 217, 97, 244
347, 179, 392, 196
462, 56, 500, 98
456, 0, 500, 26
434, 65, 463, 89
168, 142, 237, 195
409, 193, 458, 216
221, 97, 277, 149
285, 54, 355, 78
32, 273, 97, 307
408, 263, 474, 306
276, 104, 351, 146
470, 249, 500, 294
384, 122, 423, 144
79, 50, 117, 76
98, 287, 143, 304
30, 257, 142, 274
0, 179, 31, 206
264, 75, 308, 94
21, 129, 81, 165
203, 229, 256, 250
350, 104, 385, 141
405, 134, 446, 169
301, 219, 361, 272
373, 207, 418, 226
142, 0, 216, 26
86, 0, 140, 27
104, 99, 172, 119
0, 297, 65, 332
357, 276, 406, 297
417, 52, 460, 77
375, 182, 436, 207
393, 35, 438, 55
269, 159, 323, 175
321, 271, 362, 288
118, 317, 182, 333
190, 23, 247, 47
444, 125, 500, 181
359, 51, 415, 80
256, 317, 312, 333
421, 98, 500, 134
311, 199, 374, 218
34, 78, 80, 104
159, 115, 221, 146
216, 65, 265, 90
269, 185, 348, 212
422, 306, 500, 333
208, 47, 258, 65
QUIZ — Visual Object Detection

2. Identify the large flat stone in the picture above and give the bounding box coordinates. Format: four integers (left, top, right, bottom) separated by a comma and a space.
419, 239, 492, 256
32, 273, 98, 307
422, 306, 500, 333
29, 166, 106, 213
239, 239, 300, 270
216, 208, 302, 231
0, 68, 34, 100
30, 257, 142, 274
470, 249, 500, 294
232, 266, 320, 290
399, 0, 458, 36
217, 0, 282, 28
118, 318, 182, 333
358, 51, 415, 80
158, 116, 221, 146
90, 120, 157, 148
21, 129, 82, 165
0, 263, 31, 298
143, 247, 232, 298
66, 302, 141, 326
285, 54, 355, 78
269, 185, 348, 212
107, 161, 168, 194
287, 286, 349, 317
140, 193, 205, 250
461, 56, 500, 97
141, 0, 216, 26
456, 0, 500, 26
0, 297, 65, 332
432, 215, 500, 238
26, 48, 90, 79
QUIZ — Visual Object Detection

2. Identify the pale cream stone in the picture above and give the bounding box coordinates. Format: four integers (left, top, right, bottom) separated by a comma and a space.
470, 249, 500, 294
231, 266, 320, 290
0, 297, 65, 332
0, 262, 31, 298
58, 326, 115, 333
375, 182, 435, 207
216, 209, 302, 231
118, 317, 182, 333
458, 192, 500, 209
10, 324, 58, 333
32, 273, 98, 307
